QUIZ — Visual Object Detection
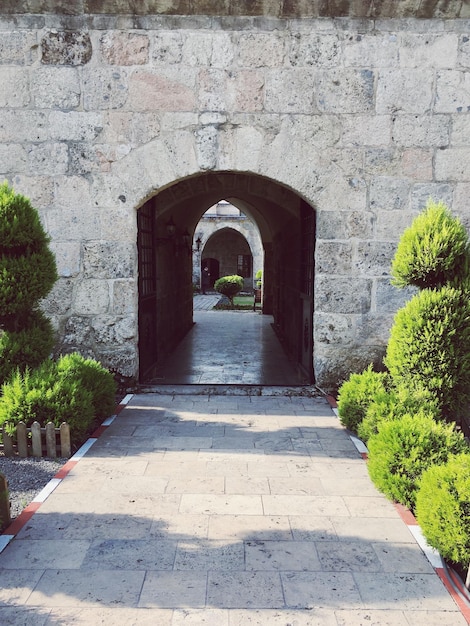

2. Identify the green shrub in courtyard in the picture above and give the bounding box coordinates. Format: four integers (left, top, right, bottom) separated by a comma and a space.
367, 414, 468, 511
391, 200, 470, 290
337, 365, 389, 434
0, 362, 94, 443
56, 353, 116, 421
214, 275, 244, 306
416, 453, 470, 585
384, 285, 470, 421
357, 386, 440, 443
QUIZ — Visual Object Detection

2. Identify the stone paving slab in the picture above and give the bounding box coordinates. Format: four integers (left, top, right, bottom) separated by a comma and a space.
0, 392, 467, 625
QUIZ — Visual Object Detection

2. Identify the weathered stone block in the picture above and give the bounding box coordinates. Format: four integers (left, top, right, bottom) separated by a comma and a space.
82, 68, 128, 111
316, 69, 375, 113
100, 207, 137, 242
410, 182, 453, 211
375, 210, 417, 240
376, 69, 434, 114
0, 67, 29, 107
401, 148, 433, 181
459, 34, 470, 68
111, 279, 136, 315
152, 31, 183, 64
354, 313, 394, 346
376, 279, 416, 313
450, 114, 470, 145
41, 31, 92, 65
31, 67, 80, 109
399, 33, 458, 68
0, 144, 28, 174
314, 313, 354, 346
435, 147, 470, 181
92, 315, 136, 344
343, 32, 399, 67
316, 211, 374, 240
315, 276, 372, 314
11, 175, 54, 208
83, 242, 135, 279
49, 111, 104, 142
100, 31, 149, 65
28, 142, 69, 176
265, 68, 317, 113
239, 32, 286, 67
128, 68, 196, 111
435, 70, 470, 113
288, 32, 340, 68
62, 315, 93, 346
315, 175, 367, 212
74, 279, 109, 314
0, 30, 38, 64
369, 177, 410, 211
211, 32, 235, 69
50, 242, 81, 278
364, 148, 401, 176
41, 278, 74, 315
315, 241, 352, 274
342, 115, 391, 147
354, 241, 396, 276
231, 70, 265, 112
0, 110, 48, 142
454, 183, 470, 228
392, 113, 450, 147
181, 32, 213, 66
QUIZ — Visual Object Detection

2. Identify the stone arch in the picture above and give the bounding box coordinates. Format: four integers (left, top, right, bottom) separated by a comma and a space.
135, 170, 316, 384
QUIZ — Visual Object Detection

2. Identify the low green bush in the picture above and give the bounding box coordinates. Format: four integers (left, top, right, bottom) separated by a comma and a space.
416, 453, 470, 573
367, 414, 468, 510
214, 275, 244, 306
384, 285, 470, 421
337, 365, 389, 434
357, 386, 440, 443
391, 200, 470, 290
56, 353, 116, 421
0, 310, 54, 386
0, 362, 94, 443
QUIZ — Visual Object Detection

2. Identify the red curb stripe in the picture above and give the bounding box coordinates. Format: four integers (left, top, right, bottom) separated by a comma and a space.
326, 394, 337, 408
360, 452, 368, 460
436, 568, 470, 624
54, 460, 78, 480
115, 403, 126, 414
394, 502, 418, 526
4, 502, 41, 535
91, 425, 108, 438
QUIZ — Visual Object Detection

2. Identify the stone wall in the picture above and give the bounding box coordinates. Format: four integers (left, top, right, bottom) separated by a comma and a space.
0, 8, 469, 387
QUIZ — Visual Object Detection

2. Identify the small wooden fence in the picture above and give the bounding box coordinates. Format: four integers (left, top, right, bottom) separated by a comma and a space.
1, 422, 71, 458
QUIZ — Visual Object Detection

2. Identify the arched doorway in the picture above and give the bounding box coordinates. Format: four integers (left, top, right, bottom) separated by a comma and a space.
137, 172, 315, 384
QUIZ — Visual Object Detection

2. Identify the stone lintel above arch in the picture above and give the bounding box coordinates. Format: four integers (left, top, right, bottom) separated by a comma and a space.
3, 0, 468, 19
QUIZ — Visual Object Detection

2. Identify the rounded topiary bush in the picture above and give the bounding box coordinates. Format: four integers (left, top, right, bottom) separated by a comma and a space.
214, 275, 244, 306
337, 365, 389, 434
384, 285, 470, 421
56, 353, 116, 421
357, 386, 440, 444
416, 453, 470, 579
367, 414, 468, 510
391, 200, 470, 290
0, 362, 94, 444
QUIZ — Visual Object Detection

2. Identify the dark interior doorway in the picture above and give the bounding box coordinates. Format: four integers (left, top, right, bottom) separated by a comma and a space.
201, 258, 219, 291
137, 172, 315, 385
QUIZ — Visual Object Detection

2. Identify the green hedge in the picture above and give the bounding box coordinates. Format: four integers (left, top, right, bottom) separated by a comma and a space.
337, 365, 389, 434
367, 414, 468, 510
416, 453, 470, 569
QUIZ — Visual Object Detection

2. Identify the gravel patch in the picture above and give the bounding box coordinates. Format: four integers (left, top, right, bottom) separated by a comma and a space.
0, 455, 67, 520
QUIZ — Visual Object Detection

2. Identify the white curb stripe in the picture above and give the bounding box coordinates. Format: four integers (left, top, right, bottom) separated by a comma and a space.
102, 415, 116, 426
70, 438, 97, 460
0, 535, 13, 553
408, 524, 444, 569
121, 394, 133, 405
32, 478, 62, 503
350, 435, 369, 455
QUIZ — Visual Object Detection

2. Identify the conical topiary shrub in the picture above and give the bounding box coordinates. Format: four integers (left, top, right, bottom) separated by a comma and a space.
0, 182, 58, 384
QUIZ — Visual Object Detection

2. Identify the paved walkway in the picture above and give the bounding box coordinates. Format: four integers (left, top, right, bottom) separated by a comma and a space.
0, 391, 466, 625
151, 307, 301, 385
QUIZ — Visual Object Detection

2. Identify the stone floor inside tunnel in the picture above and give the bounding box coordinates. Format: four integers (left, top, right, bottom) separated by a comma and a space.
148, 296, 302, 386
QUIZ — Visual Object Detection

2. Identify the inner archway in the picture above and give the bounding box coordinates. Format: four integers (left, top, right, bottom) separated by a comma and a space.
137, 172, 315, 385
